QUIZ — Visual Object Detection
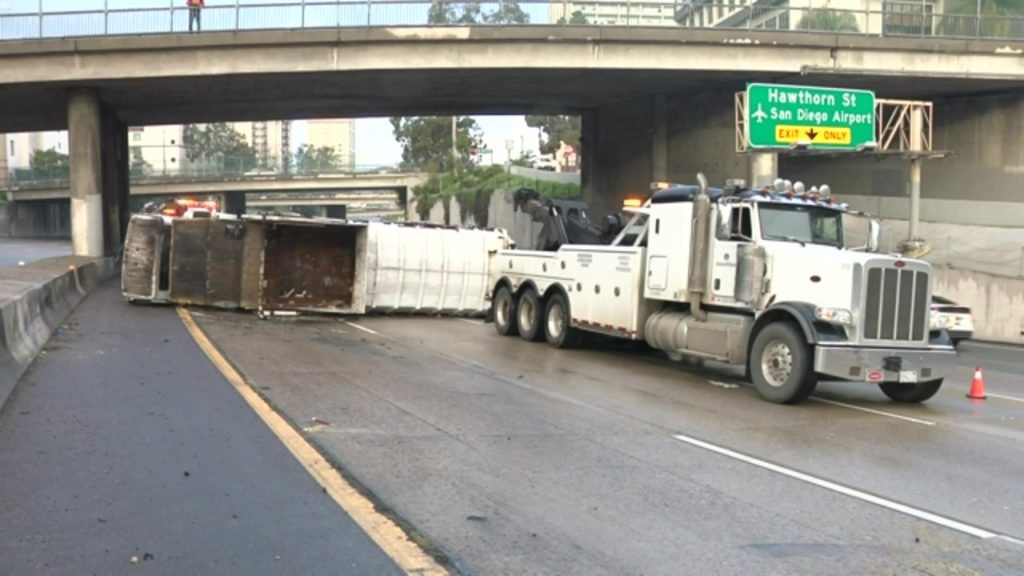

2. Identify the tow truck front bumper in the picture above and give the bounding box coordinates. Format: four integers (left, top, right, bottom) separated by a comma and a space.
814, 345, 957, 384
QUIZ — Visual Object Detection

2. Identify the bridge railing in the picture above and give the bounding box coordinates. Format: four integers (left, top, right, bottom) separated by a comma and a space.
0, 1, 1022, 42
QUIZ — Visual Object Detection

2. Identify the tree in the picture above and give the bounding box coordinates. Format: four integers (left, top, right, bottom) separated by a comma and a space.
294, 144, 342, 173
557, 9, 589, 25
390, 116, 483, 173
428, 1, 481, 23
525, 115, 581, 155
797, 9, 860, 32
30, 148, 69, 176
130, 146, 152, 178
510, 149, 535, 168
427, 0, 527, 24
183, 123, 258, 172
942, 0, 1024, 37
486, 0, 529, 24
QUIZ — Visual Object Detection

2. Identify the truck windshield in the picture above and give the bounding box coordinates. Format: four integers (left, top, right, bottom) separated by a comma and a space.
758, 204, 843, 247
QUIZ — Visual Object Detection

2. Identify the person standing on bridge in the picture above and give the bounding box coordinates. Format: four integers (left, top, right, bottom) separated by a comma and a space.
187, 0, 205, 33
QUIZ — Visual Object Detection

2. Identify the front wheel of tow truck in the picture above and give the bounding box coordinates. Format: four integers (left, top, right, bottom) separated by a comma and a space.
879, 380, 943, 403
544, 292, 582, 349
749, 322, 817, 404
493, 285, 518, 336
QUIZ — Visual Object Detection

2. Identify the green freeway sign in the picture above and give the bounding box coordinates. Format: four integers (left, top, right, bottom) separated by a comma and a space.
746, 83, 876, 150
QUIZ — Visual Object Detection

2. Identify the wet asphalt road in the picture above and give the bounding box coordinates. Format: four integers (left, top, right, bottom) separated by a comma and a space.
0, 239, 71, 269
0, 283, 402, 575
195, 312, 1024, 576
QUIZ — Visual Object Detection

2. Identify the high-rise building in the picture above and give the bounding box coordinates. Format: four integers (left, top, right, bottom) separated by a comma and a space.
306, 119, 356, 169
5, 131, 68, 180
128, 125, 187, 176
233, 120, 292, 170
551, 0, 678, 27
673, 0, 937, 36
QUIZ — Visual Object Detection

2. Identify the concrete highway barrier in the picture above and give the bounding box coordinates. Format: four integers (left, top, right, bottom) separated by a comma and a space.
0, 256, 115, 411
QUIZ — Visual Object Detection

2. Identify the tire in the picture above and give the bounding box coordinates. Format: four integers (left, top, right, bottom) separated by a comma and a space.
879, 379, 943, 403
493, 285, 517, 336
749, 322, 817, 404
543, 292, 582, 349
516, 289, 544, 342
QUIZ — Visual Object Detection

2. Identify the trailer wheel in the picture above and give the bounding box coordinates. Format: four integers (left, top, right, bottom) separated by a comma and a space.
749, 322, 817, 404
517, 289, 545, 342
544, 292, 582, 349
879, 379, 943, 403
493, 285, 518, 336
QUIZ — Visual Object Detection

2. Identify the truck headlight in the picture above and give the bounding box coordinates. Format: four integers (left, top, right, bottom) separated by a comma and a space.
930, 311, 955, 330
815, 307, 853, 326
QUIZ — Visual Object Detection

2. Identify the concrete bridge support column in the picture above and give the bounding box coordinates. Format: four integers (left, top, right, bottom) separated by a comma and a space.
69, 90, 105, 257
652, 95, 669, 182
0, 133, 8, 189
69, 89, 129, 257
223, 191, 247, 216
749, 153, 778, 189
101, 109, 129, 256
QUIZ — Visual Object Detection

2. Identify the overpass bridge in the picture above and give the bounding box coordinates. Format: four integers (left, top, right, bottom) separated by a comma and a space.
1, 172, 422, 237
1, 2, 1023, 256
4, 172, 423, 203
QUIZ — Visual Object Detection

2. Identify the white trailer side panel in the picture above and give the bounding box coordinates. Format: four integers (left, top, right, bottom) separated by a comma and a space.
365, 224, 508, 315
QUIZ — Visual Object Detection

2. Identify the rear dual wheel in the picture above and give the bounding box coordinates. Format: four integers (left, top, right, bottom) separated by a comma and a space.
543, 292, 582, 349
517, 289, 545, 342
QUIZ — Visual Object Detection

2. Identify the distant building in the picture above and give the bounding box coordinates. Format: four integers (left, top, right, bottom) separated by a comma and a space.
306, 119, 356, 169
4, 131, 68, 180
129, 125, 187, 176
551, 0, 678, 26
674, 0, 945, 37
233, 120, 292, 170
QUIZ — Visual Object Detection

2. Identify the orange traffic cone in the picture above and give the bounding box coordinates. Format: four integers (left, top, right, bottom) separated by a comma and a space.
967, 367, 987, 400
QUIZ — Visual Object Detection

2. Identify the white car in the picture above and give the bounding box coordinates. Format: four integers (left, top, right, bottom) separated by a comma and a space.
931, 296, 974, 347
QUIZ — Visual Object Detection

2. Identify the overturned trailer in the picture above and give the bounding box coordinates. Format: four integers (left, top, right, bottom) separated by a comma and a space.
122, 214, 511, 316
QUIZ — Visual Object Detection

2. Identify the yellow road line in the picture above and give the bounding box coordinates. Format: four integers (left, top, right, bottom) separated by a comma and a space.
176, 307, 448, 576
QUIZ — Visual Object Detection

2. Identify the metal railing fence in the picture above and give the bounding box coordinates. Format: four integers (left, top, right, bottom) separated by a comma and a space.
0, 1, 1022, 41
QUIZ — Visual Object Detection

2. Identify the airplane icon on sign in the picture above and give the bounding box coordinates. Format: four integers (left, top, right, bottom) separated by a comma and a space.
752, 103, 768, 123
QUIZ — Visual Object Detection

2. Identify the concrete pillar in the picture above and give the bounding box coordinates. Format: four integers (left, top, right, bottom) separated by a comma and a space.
223, 191, 247, 216
0, 133, 8, 189
325, 205, 347, 220
749, 153, 778, 189
101, 109, 129, 256
652, 95, 668, 181
69, 90, 105, 257
580, 109, 599, 215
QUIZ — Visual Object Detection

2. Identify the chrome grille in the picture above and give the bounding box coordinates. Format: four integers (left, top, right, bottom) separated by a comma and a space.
863, 266, 929, 342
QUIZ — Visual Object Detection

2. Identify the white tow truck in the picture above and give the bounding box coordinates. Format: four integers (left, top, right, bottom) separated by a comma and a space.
489, 174, 957, 404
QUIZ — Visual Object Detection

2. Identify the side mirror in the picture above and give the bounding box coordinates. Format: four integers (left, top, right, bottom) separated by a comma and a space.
868, 219, 880, 253
717, 207, 732, 240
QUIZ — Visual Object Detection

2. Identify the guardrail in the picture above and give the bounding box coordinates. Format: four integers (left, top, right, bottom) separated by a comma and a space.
0, 1, 1021, 42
